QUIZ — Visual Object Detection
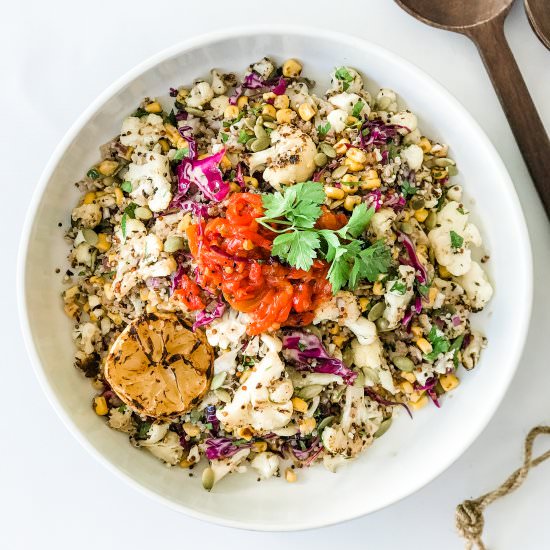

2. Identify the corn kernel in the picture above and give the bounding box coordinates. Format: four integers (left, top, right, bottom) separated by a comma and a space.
262, 104, 277, 119
440, 373, 460, 392
114, 187, 124, 206
417, 244, 428, 257
401, 372, 416, 383
262, 92, 276, 101
282, 58, 302, 78
409, 390, 425, 403
438, 265, 452, 279
83, 192, 96, 205
402, 211, 411, 222
418, 137, 431, 153
177, 213, 192, 233
89, 276, 104, 286
414, 208, 429, 222
158, 137, 171, 153
431, 144, 449, 157
182, 422, 200, 437
64, 303, 79, 318
119, 145, 134, 161
343, 158, 364, 172
139, 287, 149, 301
334, 139, 350, 156
164, 124, 187, 149
428, 286, 439, 306
224, 105, 240, 119
252, 441, 268, 453
416, 338, 433, 354
360, 178, 381, 190
237, 426, 254, 441
299, 417, 316, 435
344, 195, 361, 211
291, 397, 308, 413
243, 176, 259, 188
97, 160, 119, 177
240, 369, 252, 383
273, 94, 290, 110
145, 303, 158, 314
411, 324, 423, 338
359, 297, 370, 311
107, 312, 122, 325
399, 381, 414, 394
373, 281, 384, 295
237, 96, 249, 109
144, 100, 162, 113
347, 115, 358, 125
242, 239, 255, 251
298, 103, 316, 121
341, 173, 359, 183
95, 233, 111, 253
410, 395, 429, 410
276, 108, 295, 124
94, 396, 108, 416
346, 147, 368, 164
220, 154, 232, 171
333, 335, 347, 347
230, 182, 241, 193
285, 467, 297, 483
325, 186, 345, 200
179, 458, 194, 468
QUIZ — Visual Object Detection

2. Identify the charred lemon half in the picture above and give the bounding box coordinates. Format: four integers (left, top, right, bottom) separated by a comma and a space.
105, 313, 214, 420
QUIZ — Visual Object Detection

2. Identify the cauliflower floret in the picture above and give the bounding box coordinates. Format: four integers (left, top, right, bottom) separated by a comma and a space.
313, 291, 360, 324
431, 277, 465, 309
330, 67, 363, 94
73, 322, 100, 355
462, 331, 486, 370
376, 88, 398, 112
144, 431, 184, 465
72, 242, 93, 266
351, 338, 396, 394
108, 407, 135, 434
120, 114, 165, 149
400, 144, 424, 170
246, 124, 316, 189
250, 57, 275, 80
456, 261, 493, 310
210, 69, 227, 95
428, 201, 482, 276
209, 448, 250, 487
287, 82, 311, 110
329, 92, 370, 117
322, 385, 382, 458
213, 349, 239, 375
209, 95, 229, 117
251, 452, 280, 479
186, 81, 214, 108
71, 203, 102, 228
447, 184, 462, 202
327, 109, 348, 133
288, 369, 343, 388
138, 423, 170, 446
369, 208, 396, 242
205, 310, 248, 350
390, 111, 418, 134
383, 265, 416, 329
216, 335, 293, 432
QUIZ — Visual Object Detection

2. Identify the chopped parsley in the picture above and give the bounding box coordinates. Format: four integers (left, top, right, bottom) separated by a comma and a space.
401, 179, 417, 197
424, 326, 450, 362
238, 129, 252, 144
317, 122, 331, 138
87, 168, 100, 180
449, 334, 464, 368
137, 421, 152, 439
390, 281, 407, 295
352, 100, 365, 118
131, 107, 148, 118
173, 147, 189, 160
121, 181, 133, 193
121, 202, 138, 241
334, 67, 354, 91
220, 132, 229, 143
450, 230, 464, 250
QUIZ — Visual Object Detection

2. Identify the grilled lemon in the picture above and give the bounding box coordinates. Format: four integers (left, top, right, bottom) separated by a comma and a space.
105, 313, 213, 419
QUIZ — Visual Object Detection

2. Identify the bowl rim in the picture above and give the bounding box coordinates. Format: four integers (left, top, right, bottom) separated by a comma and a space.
17, 24, 533, 531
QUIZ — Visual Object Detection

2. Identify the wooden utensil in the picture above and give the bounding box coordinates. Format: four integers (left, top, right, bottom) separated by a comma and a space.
395, 0, 550, 218
525, 0, 550, 50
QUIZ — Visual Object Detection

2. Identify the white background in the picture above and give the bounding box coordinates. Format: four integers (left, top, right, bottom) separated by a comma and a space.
2, 1, 550, 548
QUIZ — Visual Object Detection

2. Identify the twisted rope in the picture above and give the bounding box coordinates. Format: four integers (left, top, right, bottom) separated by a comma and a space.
456, 426, 550, 549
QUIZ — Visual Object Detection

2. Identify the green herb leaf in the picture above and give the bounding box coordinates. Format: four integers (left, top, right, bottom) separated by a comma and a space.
334, 67, 354, 91
352, 100, 365, 118
173, 147, 189, 160
424, 326, 451, 362
450, 230, 464, 250
138, 422, 152, 439
358, 240, 392, 282
449, 334, 464, 368
272, 230, 320, 271
417, 283, 431, 296
337, 203, 374, 239
220, 132, 229, 143
132, 107, 148, 118
401, 179, 417, 197
317, 122, 331, 137
390, 281, 407, 295
121, 181, 133, 193
124, 203, 138, 219
87, 168, 100, 180
238, 130, 251, 144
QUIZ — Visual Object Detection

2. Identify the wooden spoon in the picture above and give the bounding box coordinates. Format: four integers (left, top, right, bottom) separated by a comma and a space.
395, 0, 550, 218
525, 0, 550, 50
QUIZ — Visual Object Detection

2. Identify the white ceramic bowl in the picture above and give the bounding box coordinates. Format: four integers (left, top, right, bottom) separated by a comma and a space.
18, 26, 532, 531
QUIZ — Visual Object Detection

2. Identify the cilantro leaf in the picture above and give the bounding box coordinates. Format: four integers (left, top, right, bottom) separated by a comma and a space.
337, 203, 375, 239
238, 129, 252, 144
173, 147, 189, 160
334, 67, 354, 91
121, 181, 133, 193
352, 100, 365, 118
317, 122, 331, 137
220, 132, 229, 143
358, 240, 392, 282
390, 281, 407, 295
121, 203, 138, 242
271, 230, 319, 271
318, 229, 340, 262
449, 335, 464, 368
424, 326, 451, 362
401, 179, 417, 197
450, 230, 464, 250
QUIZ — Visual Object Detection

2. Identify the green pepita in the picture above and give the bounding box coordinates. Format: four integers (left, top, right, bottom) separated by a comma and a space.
314, 152, 328, 167
263, 121, 277, 130
250, 136, 270, 152
202, 467, 215, 491
392, 355, 415, 372
434, 157, 455, 168
244, 116, 256, 130
425, 211, 437, 230
400, 222, 414, 235
214, 388, 231, 403
134, 206, 153, 220
185, 106, 205, 117
368, 301, 386, 322
332, 165, 348, 179
298, 384, 323, 400
254, 124, 268, 140
410, 196, 425, 210
319, 142, 337, 158
447, 165, 458, 177
353, 370, 365, 387
374, 418, 392, 438
376, 317, 390, 332
163, 236, 185, 253
82, 228, 98, 246
210, 371, 227, 391
316, 415, 335, 432
261, 114, 275, 122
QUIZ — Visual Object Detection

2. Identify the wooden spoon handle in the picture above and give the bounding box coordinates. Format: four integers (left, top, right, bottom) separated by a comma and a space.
466, 17, 550, 218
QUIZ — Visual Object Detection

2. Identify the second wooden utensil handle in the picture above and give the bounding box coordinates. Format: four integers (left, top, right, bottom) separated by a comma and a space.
466, 17, 550, 218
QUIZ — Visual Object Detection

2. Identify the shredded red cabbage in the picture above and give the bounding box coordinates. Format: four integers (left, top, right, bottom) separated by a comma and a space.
282, 331, 358, 385
229, 73, 287, 104
204, 404, 220, 433
176, 125, 197, 160
364, 387, 413, 419
192, 295, 226, 331
414, 377, 440, 408
398, 232, 428, 284
235, 163, 245, 188
360, 118, 402, 148
204, 437, 252, 460
285, 436, 324, 466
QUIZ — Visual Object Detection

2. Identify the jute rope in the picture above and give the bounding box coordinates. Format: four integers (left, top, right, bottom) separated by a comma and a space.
456, 426, 550, 549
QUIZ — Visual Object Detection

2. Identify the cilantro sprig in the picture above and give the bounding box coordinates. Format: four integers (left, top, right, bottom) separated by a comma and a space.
450, 230, 464, 250
334, 67, 354, 91
424, 326, 450, 362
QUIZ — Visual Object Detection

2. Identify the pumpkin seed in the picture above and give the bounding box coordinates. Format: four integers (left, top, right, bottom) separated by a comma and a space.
316, 415, 335, 432
353, 370, 365, 387
368, 301, 386, 322
264, 121, 277, 129
374, 418, 392, 438
185, 106, 205, 117
319, 142, 337, 158
314, 152, 328, 167
434, 157, 455, 167
163, 236, 185, 253
261, 114, 275, 122
332, 165, 348, 179
82, 228, 98, 246
298, 384, 324, 400
447, 165, 458, 177
254, 124, 268, 140
202, 467, 215, 491
410, 196, 425, 210
250, 136, 270, 152
400, 222, 414, 235
376, 317, 390, 332
190, 409, 202, 422
210, 371, 227, 391
134, 206, 152, 220
425, 211, 437, 230
244, 116, 256, 130
214, 388, 232, 403
392, 355, 415, 372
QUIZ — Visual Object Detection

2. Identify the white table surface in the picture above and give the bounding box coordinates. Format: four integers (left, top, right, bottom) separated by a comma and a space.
3, 1, 550, 548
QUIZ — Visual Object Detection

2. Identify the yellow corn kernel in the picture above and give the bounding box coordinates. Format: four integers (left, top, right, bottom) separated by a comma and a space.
411, 324, 423, 338
97, 160, 119, 177
243, 176, 259, 188
409, 390, 425, 403
119, 145, 134, 161
414, 208, 429, 222
262, 92, 276, 101
298, 103, 316, 121
401, 372, 416, 384
344, 157, 364, 172
418, 137, 432, 153
402, 210, 411, 222
440, 373, 460, 392
325, 186, 345, 200
139, 287, 149, 301
237, 95, 249, 109
182, 422, 200, 437
431, 144, 449, 157
224, 105, 240, 119
88, 275, 103, 285
299, 417, 316, 435
346, 147, 368, 164
237, 426, 254, 441
373, 281, 384, 295
410, 395, 429, 410
438, 265, 452, 279
344, 195, 361, 211
242, 239, 255, 251
360, 178, 381, 190
399, 381, 414, 394
347, 115, 358, 125
83, 192, 96, 205
341, 173, 359, 183
340, 183, 357, 195
64, 303, 79, 318
282, 58, 302, 78
144, 100, 162, 113
328, 324, 340, 335
107, 312, 122, 325
416, 244, 428, 257
179, 458, 194, 468
95, 234, 111, 253
428, 286, 439, 306
262, 104, 277, 119
252, 441, 268, 453
220, 154, 232, 171
359, 297, 370, 312
291, 397, 308, 413
273, 94, 290, 110
229, 182, 241, 193
164, 124, 187, 149
114, 187, 124, 206
416, 338, 433, 354
158, 137, 171, 153
82, 302, 90, 313
145, 303, 158, 314
276, 108, 295, 124
285, 467, 297, 483
177, 213, 192, 233
333, 335, 347, 347
334, 139, 350, 156
94, 396, 108, 416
